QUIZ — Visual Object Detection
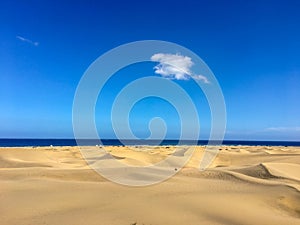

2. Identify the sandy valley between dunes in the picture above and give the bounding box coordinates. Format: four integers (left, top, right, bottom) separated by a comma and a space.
1, 145, 300, 225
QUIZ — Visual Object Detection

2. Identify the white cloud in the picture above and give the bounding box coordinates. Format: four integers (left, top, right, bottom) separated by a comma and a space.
150, 53, 209, 83
16, 35, 39, 46
265, 127, 300, 132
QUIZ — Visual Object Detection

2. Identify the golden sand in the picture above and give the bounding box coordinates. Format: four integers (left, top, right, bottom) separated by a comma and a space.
1, 146, 300, 225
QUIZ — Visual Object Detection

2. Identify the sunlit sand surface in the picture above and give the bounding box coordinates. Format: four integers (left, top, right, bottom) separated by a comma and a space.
1, 146, 300, 225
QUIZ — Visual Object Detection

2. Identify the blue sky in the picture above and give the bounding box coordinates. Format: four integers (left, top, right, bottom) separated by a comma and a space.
1, 0, 300, 140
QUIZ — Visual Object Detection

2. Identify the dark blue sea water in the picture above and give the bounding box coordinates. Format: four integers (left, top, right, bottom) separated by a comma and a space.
0, 139, 299, 147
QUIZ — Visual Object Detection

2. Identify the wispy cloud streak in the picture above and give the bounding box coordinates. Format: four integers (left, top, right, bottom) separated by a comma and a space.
265, 127, 300, 132
16, 35, 39, 46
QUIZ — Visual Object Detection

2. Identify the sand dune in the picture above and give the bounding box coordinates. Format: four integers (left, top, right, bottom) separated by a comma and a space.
0, 145, 300, 225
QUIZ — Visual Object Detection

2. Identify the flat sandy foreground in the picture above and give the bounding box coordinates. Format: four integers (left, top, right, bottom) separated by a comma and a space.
1, 145, 300, 225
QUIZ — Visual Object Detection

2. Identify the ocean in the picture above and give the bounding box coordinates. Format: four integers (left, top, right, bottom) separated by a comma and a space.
0, 139, 299, 147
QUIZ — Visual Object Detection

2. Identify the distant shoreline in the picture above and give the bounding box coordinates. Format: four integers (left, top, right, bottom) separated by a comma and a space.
0, 138, 299, 147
